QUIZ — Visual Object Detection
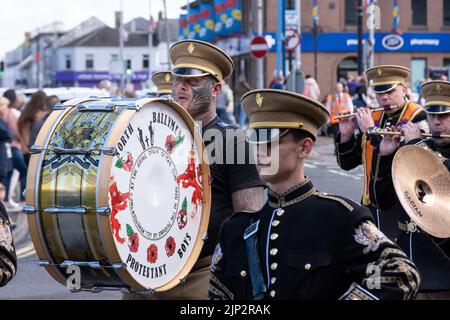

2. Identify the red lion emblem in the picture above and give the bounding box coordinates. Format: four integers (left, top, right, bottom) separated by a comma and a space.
176, 148, 203, 218
109, 176, 131, 244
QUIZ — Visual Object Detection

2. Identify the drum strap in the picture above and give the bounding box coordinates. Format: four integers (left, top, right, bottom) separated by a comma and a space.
244, 219, 266, 300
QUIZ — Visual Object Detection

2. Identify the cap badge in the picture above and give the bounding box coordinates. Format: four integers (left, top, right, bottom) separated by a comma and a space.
188, 42, 195, 54
165, 73, 171, 82
377, 69, 382, 76
256, 93, 263, 108
436, 84, 442, 93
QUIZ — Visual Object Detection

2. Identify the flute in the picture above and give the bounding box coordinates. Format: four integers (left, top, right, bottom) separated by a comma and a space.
333, 107, 386, 120
367, 128, 450, 139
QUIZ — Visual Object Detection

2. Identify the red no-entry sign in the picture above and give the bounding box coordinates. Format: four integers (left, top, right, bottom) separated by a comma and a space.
250, 36, 268, 59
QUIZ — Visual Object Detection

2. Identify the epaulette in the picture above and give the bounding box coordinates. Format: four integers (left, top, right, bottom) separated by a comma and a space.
315, 191, 355, 212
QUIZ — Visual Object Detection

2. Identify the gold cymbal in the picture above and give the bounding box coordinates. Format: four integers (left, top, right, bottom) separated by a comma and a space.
392, 145, 450, 238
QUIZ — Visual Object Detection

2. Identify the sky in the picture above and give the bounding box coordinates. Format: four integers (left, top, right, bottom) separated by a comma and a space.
0, 0, 186, 57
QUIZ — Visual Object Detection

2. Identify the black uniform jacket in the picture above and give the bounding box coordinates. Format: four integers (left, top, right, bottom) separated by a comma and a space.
209, 178, 420, 300
375, 139, 450, 291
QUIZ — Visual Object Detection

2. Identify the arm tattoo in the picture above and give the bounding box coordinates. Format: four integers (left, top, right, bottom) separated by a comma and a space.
231, 186, 265, 213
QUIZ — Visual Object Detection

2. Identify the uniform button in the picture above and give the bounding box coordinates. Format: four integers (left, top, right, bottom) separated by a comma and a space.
271, 277, 277, 285
270, 233, 279, 240
270, 248, 278, 256
270, 290, 276, 298
276, 209, 285, 217
272, 220, 280, 227
240, 270, 247, 277
304, 263, 311, 270
271, 263, 278, 270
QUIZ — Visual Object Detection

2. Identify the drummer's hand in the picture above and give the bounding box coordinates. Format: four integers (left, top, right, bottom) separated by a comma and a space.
356, 108, 375, 134
401, 123, 422, 144
338, 113, 355, 143
379, 126, 400, 156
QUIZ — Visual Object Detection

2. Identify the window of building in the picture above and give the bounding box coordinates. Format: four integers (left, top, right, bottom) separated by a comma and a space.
85, 54, 94, 70
111, 54, 119, 61
444, 58, 450, 67
444, 0, 450, 26
143, 54, 149, 69
345, 0, 357, 26
411, 0, 427, 26
65, 54, 71, 70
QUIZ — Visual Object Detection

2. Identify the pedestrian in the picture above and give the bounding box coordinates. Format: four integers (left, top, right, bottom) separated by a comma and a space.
209, 89, 420, 300
335, 65, 427, 239
123, 39, 265, 300
0, 97, 13, 197
376, 80, 450, 300
303, 75, 321, 101
1, 90, 27, 208
270, 73, 286, 90
17, 90, 49, 163
151, 70, 173, 97
216, 81, 236, 125
326, 82, 353, 140
235, 74, 252, 128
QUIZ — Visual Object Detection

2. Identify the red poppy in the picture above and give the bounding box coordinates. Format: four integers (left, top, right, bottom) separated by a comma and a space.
165, 236, 176, 257
147, 244, 158, 264
128, 232, 139, 253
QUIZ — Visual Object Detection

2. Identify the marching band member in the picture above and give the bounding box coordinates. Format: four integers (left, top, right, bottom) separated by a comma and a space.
209, 89, 420, 300
376, 80, 450, 299
336, 65, 427, 239
151, 71, 173, 97
124, 40, 265, 300
0, 201, 16, 287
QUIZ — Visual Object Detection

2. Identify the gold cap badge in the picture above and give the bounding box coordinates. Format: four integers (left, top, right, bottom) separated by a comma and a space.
256, 93, 263, 108
188, 42, 195, 54
165, 73, 171, 82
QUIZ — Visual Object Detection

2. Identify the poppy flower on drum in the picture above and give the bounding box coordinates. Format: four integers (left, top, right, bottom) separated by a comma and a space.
147, 244, 158, 264
165, 236, 176, 257
128, 232, 139, 253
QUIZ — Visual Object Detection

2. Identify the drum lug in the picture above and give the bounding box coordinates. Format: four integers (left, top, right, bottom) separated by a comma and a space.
179, 276, 188, 284
23, 205, 38, 214
102, 147, 118, 156
96, 206, 111, 216
29, 145, 43, 154
111, 262, 127, 270
44, 207, 87, 215
160, 94, 174, 102
76, 103, 116, 112
38, 259, 50, 266
126, 103, 141, 111
202, 232, 208, 241
53, 103, 69, 110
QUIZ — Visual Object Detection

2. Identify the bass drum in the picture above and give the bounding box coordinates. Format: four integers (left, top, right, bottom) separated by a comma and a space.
25, 97, 211, 293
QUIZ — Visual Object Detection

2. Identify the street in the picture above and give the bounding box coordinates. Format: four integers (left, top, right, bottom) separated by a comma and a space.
0, 136, 363, 300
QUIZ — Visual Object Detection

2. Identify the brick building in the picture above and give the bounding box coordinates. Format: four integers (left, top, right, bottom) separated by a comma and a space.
264, 0, 450, 98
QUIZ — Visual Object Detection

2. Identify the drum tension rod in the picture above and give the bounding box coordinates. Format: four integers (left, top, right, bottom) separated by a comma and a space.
29, 145, 117, 156
38, 259, 126, 270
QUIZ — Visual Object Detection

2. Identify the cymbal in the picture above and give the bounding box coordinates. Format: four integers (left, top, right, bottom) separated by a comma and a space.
392, 145, 450, 238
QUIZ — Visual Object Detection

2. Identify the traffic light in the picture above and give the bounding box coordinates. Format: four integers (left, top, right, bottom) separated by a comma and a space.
0, 61, 4, 78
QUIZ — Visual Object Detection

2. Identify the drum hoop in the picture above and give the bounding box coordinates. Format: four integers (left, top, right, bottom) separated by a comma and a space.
96, 97, 211, 292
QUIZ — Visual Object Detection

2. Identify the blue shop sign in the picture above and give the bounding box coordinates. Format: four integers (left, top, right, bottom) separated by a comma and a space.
263, 32, 450, 53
